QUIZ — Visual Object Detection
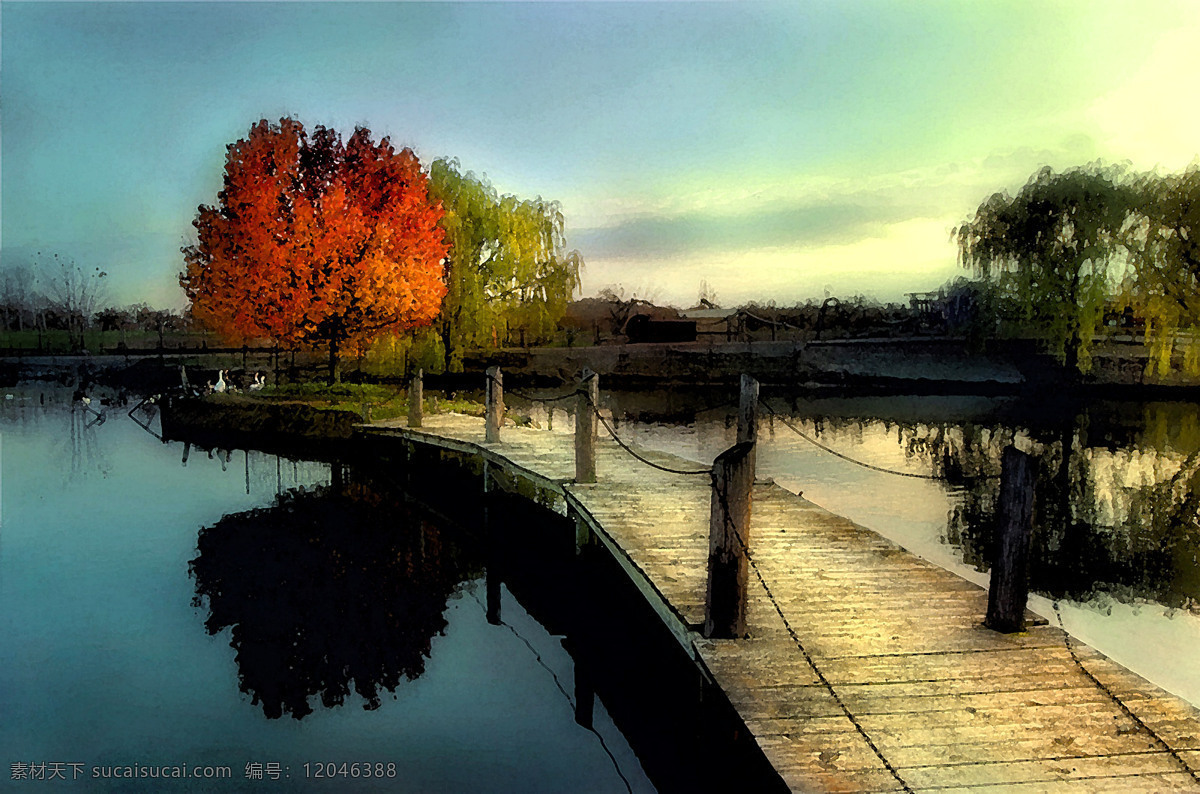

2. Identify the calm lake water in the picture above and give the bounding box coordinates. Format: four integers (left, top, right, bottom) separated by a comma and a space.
0, 391, 656, 792
517, 388, 1200, 708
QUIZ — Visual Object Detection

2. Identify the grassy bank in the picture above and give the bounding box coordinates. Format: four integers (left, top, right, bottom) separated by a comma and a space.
247, 382, 486, 423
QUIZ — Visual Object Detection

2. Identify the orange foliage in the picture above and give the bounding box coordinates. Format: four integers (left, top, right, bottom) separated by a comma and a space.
181, 118, 448, 361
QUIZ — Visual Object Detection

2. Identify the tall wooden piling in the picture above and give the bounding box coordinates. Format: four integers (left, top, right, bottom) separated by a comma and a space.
737, 374, 759, 445
485, 366, 503, 443
407, 369, 423, 428
705, 441, 755, 639
737, 374, 759, 481
986, 446, 1035, 633
575, 369, 598, 483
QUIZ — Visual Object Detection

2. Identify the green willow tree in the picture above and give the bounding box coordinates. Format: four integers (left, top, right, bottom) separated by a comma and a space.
955, 164, 1136, 374
1124, 166, 1200, 375
428, 159, 582, 371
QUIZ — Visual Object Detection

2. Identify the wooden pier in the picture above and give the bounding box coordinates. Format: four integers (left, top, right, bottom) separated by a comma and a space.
365, 408, 1200, 793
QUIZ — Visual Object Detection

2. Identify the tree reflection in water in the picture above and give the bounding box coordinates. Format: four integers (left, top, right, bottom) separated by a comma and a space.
875, 402, 1200, 610
770, 400, 1200, 610
189, 477, 479, 719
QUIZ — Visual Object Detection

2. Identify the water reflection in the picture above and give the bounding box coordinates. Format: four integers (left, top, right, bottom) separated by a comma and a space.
190, 479, 481, 719
66, 402, 109, 481
597, 392, 1200, 614
870, 403, 1200, 610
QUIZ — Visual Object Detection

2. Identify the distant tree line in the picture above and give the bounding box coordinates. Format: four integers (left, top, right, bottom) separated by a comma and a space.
0, 252, 187, 351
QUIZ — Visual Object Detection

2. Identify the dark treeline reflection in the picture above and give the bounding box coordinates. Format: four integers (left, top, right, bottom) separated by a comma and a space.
798, 400, 1200, 609
189, 475, 482, 719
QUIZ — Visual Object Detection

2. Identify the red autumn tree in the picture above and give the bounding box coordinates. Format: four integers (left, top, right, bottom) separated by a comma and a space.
181, 118, 449, 382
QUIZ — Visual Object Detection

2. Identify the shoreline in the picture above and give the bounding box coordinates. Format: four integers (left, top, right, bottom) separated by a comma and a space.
7, 334, 1200, 399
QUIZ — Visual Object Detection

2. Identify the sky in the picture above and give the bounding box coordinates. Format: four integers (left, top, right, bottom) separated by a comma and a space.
4, 1, 1200, 311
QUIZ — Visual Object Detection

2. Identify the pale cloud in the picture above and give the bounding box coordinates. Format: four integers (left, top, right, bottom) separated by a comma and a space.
570, 138, 1104, 242
1088, 14, 1200, 171
569, 147, 1097, 306
582, 217, 962, 309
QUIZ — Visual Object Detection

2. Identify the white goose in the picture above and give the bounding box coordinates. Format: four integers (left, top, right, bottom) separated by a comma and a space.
213, 370, 227, 393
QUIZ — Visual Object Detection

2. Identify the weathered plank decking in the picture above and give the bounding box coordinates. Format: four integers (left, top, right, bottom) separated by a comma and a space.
365, 413, 1200, 793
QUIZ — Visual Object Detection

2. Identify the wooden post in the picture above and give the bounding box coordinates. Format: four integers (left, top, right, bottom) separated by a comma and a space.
575, 369, 598, 483
986, 446, 1035, 633
570, 504, 590, 556
737, 374, 759, 481
705, 441, 755, 639
485, 366, 503, 443
408, 369, 423, 428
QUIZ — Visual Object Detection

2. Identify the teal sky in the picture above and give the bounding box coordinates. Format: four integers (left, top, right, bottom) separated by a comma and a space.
4, 1, 1199, 310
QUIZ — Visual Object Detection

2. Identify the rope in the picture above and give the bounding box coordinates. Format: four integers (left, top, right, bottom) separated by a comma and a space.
709, 475, 914, 793
504, 385, 582, 405
761, 400, 945, 481
1052, 602, 1200, 783
482, 370, 581, 406
584, 394, 710, 477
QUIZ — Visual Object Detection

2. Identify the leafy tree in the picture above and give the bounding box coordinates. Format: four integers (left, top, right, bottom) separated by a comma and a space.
1123, 166, 1200, 375
181, 118, 449, 382
134, 304, 183, 348
94, 307, 137, 348
955, 164, 1136, 374
428, 159, 581, 370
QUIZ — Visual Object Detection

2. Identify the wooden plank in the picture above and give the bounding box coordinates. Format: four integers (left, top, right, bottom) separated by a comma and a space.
885, 735, 1186, 769
929, 772, 1200, 792
900, 752, 1187, 789
838, 684, 1116, 717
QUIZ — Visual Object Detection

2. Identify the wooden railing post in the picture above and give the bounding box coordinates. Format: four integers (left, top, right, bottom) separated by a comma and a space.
705, 441, 755, 639
986, 446, 1035, 633
575, 369, 598, 483
570, 504, 590, 556
485, 366, 503, 443
408, 368, 423, 428
737, 373, 759, 480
